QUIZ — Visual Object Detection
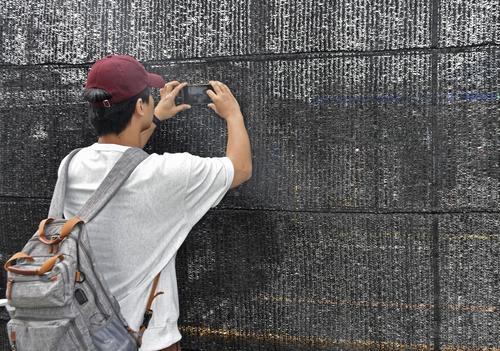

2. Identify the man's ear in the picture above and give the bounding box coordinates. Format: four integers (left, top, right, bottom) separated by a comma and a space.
135, 98, 144, 115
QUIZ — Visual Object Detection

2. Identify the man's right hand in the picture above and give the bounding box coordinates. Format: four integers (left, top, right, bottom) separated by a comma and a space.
155, 81, 191, 121
206, 80, 242, 121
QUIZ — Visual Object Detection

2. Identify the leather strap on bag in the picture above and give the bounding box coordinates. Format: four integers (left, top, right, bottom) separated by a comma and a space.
37, 218, 55, 244
134, 272, 163, 346
37, 216, 84, 253
38, 216, 84, 245
4, 252, 64, 276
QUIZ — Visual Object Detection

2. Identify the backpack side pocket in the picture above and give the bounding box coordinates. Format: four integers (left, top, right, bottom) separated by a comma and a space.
89, 315, 138, 351
7, 255, 74, 308
7, 318, 82, 351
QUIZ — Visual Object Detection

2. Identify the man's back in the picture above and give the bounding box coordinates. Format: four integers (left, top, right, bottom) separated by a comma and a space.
78, 55, 251, 350
58, 142, 234, 350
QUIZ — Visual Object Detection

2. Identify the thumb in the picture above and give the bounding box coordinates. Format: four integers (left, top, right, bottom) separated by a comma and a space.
179, 104, 191, 112
207, 103, 217, 113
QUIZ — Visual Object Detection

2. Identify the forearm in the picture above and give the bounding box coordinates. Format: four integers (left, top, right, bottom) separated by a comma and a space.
226, 115, 252, 173
140, 122, 157, 149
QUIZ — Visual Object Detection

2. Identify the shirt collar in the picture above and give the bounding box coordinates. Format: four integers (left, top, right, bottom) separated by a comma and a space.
89, 142, 132, 152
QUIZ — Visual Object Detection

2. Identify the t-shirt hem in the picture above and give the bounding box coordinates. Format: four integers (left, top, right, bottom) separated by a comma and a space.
138, 321, 182, 351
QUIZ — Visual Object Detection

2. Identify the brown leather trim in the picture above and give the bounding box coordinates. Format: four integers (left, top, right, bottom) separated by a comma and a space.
4, 252, 34, 271
147, 273, 163, 310
4, 253, 64, 276
38, 216, 84, 245
130, 272, 163, 347
39, 254, 64, 274
60, 216, 84, 239
38, 218, 58, 244
38, 236, 61, 245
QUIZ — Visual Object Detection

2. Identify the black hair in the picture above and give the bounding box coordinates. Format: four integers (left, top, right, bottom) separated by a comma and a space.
82, 86, 151, 136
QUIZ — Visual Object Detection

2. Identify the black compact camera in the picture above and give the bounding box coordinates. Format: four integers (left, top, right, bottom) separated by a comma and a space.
175, 84, 214, 106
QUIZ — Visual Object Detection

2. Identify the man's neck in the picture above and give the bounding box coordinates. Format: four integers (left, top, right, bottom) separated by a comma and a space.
97, 133, 141, 148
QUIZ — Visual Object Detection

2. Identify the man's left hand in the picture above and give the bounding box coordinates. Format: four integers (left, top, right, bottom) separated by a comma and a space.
154, 81, 191, 121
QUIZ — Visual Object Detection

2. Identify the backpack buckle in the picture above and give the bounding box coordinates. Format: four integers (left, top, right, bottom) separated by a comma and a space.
141, 309, 153, 330
49, 236, 60, 254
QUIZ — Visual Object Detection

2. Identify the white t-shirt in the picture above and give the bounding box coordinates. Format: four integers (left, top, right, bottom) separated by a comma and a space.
57, 142, 234, 351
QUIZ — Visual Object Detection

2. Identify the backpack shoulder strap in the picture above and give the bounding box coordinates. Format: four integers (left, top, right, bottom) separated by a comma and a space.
48, 146, 149, 223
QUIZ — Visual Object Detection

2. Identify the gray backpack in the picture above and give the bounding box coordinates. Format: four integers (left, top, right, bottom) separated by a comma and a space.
4, 146, 162, 350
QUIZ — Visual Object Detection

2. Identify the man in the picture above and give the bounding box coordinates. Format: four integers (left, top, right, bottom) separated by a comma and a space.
58, 54, 252, 351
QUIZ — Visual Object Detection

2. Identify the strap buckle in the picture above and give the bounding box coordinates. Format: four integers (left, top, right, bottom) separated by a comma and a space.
141, 309, 153, 330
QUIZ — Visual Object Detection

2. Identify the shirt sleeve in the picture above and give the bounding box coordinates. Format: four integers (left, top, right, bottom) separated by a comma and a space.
184, 153, 234, 226
57, 154, 70, 178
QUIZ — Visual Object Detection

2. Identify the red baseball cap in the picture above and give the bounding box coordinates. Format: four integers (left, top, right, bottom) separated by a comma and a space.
84, 54, 166, 108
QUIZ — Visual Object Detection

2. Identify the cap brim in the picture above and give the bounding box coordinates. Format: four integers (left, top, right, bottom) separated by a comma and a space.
147, 72, 166, 88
